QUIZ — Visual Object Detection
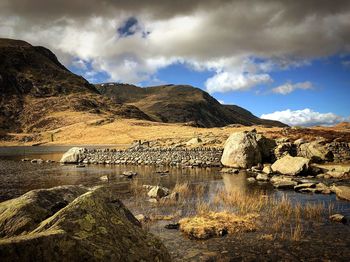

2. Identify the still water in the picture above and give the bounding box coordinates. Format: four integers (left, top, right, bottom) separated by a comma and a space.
0, 146, 349, 261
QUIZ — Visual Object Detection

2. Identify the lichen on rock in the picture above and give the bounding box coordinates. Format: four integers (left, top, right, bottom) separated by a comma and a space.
0, 185, 170, 262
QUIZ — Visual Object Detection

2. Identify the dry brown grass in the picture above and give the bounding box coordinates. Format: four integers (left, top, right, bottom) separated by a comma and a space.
214, 189, 269, 214
179, 211, 259, 239
2, 115, 283, 146
304, 202, 324, 220
290, 223, 303, 241
173, 182, 191, 198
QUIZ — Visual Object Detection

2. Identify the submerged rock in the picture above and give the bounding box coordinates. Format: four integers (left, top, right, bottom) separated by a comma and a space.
271, 155, 310, 176
0, 185, 170, 262
221, 131, 262, 168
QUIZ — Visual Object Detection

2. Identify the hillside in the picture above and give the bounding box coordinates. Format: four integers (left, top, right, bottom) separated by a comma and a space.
0, 38, 150, 132
97, 83, 287, 128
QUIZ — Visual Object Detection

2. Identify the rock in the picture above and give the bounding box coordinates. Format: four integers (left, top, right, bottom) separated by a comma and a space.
329, 214, 347, 223
99, 175, 109, 181
273, 180, 298, 189
315, 183, 332, 194
255, 134, 276, 162
135, 214, 150, 223
0, 186, 170, 262
299, 188, 317, 193
186, 137, 202, 146
164, 223, 180, 230
122, 171, 137, 178
162, 192, 179, 201
331, 185, 350, 201
147, 186, 170, 198
327, 171, 348, 179
271, 155, 310, 176
221, 131, 262, 168
294, 183, 316, 191
247, 177, 256, 182
262, 164, 273, 175
298, 140, 334, 163
294, 138, 307, 146
256, 173, 269, 182
274, 142, 296, 159
60, 147, 85, 163
251, 163, 263, 172
31, 159, 44, 164
75, 164, 85, 168
220, 168, 239, 174
316, 173, 325, 179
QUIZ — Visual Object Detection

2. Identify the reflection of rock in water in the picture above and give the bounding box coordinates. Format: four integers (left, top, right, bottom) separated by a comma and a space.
221, 172, 248, 194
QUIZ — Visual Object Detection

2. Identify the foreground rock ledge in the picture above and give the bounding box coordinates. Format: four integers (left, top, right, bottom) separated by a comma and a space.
0, 185, 170, 262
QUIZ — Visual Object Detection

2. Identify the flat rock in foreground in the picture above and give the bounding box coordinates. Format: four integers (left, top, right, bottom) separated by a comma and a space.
271, 155, 310, 176
0, 185, 170, 262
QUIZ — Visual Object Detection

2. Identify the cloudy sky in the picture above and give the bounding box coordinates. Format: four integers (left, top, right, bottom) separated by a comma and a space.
1, 0, 350, 126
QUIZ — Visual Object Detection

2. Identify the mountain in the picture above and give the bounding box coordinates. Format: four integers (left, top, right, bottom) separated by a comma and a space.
97, 83, 287, 128
0, 38, 149, 132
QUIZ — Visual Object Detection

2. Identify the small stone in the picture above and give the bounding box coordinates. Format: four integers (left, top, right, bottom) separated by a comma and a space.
247, 177, 256, 183
329, 214, 347, 223
135, 214, 150, 223
294, 183, 316, 191
164, 223, 180, 229
256, 173, 269, 181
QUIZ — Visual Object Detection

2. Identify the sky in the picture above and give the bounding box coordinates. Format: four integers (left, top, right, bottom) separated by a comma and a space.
1, 0, 350, 126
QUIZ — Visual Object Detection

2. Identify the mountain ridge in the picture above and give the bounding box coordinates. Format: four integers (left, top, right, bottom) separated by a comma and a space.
96, 83, 287, 128
0, 37, 286, 135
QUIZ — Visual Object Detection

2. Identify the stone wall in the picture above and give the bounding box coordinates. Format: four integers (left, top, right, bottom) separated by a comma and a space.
79, 147, 223, 167
326, 142, 350, 162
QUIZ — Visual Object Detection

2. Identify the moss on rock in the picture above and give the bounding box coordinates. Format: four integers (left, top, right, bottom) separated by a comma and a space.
0, 185, 170, 262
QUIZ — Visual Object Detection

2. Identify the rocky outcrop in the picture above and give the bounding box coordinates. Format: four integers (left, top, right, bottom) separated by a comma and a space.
0, 186, 170, 262
221, 131, 262, 168
271, 155, 310, 176
60, 147, 86, 163
297, 140, 334, 163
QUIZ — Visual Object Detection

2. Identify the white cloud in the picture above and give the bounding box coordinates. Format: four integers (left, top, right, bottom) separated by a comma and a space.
71, 59, 88, 70
205, 72, 272, 93
261, 108, 348, 126
1, 1, 350, 87
272, 81, 313, 95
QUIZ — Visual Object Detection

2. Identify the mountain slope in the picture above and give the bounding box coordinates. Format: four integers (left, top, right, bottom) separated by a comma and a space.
0, 38, 150, 132
97, 83, 287, 127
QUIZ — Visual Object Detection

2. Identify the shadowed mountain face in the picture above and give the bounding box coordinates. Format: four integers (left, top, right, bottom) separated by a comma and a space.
97, 83, 287, 128
0, 38, 98, 96
0, 38, 150, 132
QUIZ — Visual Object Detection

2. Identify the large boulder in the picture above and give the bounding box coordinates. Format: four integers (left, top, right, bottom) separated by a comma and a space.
271, 155, 310, 176
0, 186, 170, 262
221, 131, 262, 168
331, 185, 350, 201
60, 147, 86, 163
298, 140, 334, 163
